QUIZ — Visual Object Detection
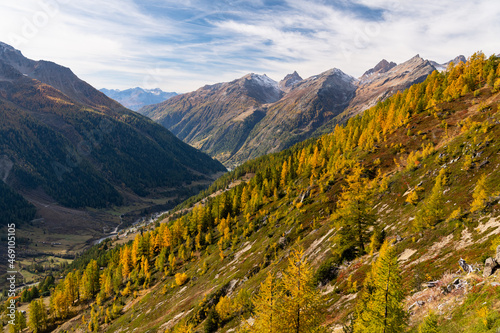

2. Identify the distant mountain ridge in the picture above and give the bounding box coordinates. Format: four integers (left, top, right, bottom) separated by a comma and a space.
142, 54, 464, 168
142, 69, 357, 168
100, 87, 177, 111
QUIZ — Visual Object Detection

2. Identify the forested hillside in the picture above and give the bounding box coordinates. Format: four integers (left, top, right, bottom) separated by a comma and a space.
0, 43, 226, 227
4, 52, 500, 333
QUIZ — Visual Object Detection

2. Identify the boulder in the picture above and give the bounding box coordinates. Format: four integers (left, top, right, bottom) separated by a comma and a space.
484, 265, 494, 277
483, 256, 499, 277
496, 245, 500, 264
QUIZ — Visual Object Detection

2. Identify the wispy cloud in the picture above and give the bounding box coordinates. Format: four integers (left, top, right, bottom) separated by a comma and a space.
0, 0, 499, 93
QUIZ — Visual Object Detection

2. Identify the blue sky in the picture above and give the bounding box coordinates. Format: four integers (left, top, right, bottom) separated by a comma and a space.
0, 0, 499, 93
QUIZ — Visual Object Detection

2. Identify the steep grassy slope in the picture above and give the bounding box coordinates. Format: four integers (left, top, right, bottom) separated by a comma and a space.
7, 53, 500, 333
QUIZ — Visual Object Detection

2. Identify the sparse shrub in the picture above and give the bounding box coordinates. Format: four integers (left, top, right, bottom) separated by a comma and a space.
406, 190, 419, 205
418, 311, 439, 333
447, 207, 462, 222
476, 306, 495, 329
204, 308, 220, 333
175, 272, 189, 286
313, 258, 338, 286
462, 154, 473, 171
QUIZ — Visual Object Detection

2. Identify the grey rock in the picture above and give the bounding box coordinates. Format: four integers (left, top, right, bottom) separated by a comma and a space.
484, 265, 494, 277
483, 256, 499, 277
459, 258, 474, 273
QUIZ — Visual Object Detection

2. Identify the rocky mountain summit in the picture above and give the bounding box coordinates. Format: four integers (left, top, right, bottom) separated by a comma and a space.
142, 68, 358, 168
278, 71, 303, 92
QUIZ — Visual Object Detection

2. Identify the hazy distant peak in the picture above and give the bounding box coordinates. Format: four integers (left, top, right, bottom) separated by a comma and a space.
100, 87, 177, 112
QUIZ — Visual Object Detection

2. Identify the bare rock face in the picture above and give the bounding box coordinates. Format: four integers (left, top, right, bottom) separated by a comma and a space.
360, 59, 397, 80
346, 55, 436, 117
429, 55, 467, 71
279, 71, 303, 93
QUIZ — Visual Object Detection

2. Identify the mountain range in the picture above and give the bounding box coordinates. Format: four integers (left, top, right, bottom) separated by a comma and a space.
100, 87, 177, 111
27, 51, 500, 333
142, 54, 465, 168
0, 42, 225, 228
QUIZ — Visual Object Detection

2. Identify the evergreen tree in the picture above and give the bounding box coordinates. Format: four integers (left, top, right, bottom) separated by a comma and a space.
471, 174, 489, 213
354, 241, 407, 333
280, 249, 325, 333
332, 166, 376, 259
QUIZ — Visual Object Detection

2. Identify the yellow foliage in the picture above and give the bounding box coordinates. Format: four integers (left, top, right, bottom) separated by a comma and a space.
215, 296, 234, 321
175, 273, 189, 286
406, 190, 419, 205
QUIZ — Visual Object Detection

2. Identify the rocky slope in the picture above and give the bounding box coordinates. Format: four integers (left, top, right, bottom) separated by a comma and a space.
100, 87, 177, 111
347, 55, 436, 116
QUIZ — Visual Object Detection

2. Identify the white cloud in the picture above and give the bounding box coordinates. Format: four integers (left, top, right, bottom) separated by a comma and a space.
0, 0, 499, 93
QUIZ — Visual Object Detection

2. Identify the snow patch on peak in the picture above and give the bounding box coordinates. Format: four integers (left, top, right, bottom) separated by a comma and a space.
249, 73, 279, 90
331, 68, 358, 83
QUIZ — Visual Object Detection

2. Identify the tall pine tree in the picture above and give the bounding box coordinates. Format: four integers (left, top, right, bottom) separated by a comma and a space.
280, 249, 325, 333
332, 166, 376, 259
354, 241, 407, 333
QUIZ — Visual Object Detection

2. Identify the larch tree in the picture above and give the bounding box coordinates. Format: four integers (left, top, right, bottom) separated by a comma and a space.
332, 166, 376, 259
28, 299, 47, 333
353, 241, 407, 333
413, 169, 447, 233
250, 273, 283, 333
280, 249, 325, 333
471, 174, 489, 213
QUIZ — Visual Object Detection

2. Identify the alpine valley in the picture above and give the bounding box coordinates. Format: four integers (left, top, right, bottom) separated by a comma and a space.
2, 42, 500, 333
0, 41, 225, 276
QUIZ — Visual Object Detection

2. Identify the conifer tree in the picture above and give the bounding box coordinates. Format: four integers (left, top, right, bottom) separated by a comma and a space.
353, 241, 407, 333
413, 169, 447, 232
250, 273, 283, 333
280, 249, 325, 333
471, 174, 489, 213
332, 166, 375, 259
9, 310, 26, 333
81, 259, 100, 300
28, 299, 47, 333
